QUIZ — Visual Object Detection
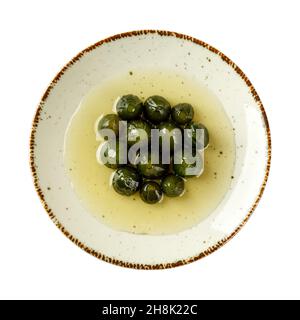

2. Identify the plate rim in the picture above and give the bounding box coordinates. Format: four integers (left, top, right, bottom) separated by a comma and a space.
29, 29, 272, 270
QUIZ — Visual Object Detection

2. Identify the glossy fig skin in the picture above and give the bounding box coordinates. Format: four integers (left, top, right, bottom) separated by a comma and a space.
112, 166, 140, 196
97, 93, 210, 204
98, 141, 126, 169
144, 95, 171, 124
127, 119, 152, 147
97, 114, 120, 139
171, 103, 194, 125
116, 94, 143, 120
140, 181, 163, 204
157, 121, 182, 152
184, 122, 209, 150
137, 155, 169, 179
161, 174, 185, 197
173, 151, 204, 178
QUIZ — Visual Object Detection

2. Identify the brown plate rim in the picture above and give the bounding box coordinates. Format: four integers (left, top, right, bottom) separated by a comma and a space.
29, 30, 272, 270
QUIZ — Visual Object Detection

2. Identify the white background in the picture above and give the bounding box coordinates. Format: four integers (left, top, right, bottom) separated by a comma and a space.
0, 0, 299, 300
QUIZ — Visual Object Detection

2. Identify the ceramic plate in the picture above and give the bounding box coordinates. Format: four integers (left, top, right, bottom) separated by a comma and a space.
30, 30, 271, 269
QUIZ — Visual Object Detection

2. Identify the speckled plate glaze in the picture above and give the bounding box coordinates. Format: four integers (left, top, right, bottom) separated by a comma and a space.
30, 30, 271, 269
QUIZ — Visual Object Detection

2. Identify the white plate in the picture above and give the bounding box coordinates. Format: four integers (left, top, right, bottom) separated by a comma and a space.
30, 30, 271, 269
